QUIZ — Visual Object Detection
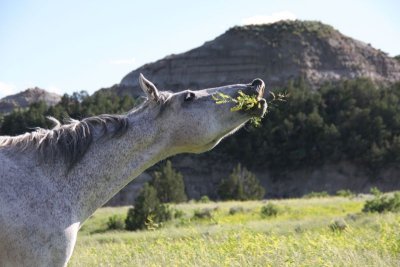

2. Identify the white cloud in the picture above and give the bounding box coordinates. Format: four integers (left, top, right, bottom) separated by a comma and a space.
0, 81, 17, 98
241, 11, 297, 25
108, 58, 136, 65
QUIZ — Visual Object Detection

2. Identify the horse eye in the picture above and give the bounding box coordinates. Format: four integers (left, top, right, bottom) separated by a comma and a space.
184, 92, 196, 102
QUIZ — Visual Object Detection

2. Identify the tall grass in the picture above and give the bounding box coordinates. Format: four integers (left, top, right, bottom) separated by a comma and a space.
70, 196, 400, 266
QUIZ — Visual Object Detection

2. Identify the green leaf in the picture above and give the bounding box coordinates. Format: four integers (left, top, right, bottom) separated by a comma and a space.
212, 88, 286, 128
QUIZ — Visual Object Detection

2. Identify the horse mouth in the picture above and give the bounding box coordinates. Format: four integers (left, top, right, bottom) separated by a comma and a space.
253, 98, 267, 117
246, 78, 267, 117
255, 81, 265, 101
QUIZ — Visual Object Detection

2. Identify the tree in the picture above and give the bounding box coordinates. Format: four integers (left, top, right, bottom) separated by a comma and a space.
125, 183, 172, 231
218, 163, 265, 200
151, 160, 187, 203
0, 101, 49, 135
0, 90, 139, 136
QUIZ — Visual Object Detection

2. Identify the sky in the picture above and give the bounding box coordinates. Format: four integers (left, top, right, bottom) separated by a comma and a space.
0, 0, 399, 98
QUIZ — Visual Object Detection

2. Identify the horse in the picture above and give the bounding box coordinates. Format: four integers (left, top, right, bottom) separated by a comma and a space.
0, 74, 266, 266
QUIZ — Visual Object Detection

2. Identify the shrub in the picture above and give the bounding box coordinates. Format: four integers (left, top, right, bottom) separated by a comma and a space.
198, 195, 211, 203
125, 183, 173, 231
193, 208, 214, 219
229, 206, 244, 215
362, 188, 400, 213
173, 209, 185, 219
370, 186, 382, 197
336, 189, 354, 198
106, 215, 125, 230
346, 213, 363, 221
218, 163, 265, 201
294, 225, 303, 233
261, 203, 279, 217
152, 160, 188, 203
154, 204, 173, 222
329, 219, 347, 232
303, 191, 330, 198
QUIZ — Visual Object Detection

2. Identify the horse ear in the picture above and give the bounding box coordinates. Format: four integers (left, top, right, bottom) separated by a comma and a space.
139, 73, 160, 101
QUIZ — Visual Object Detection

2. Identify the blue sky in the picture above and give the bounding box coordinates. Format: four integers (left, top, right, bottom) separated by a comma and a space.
0, 0, 399, 97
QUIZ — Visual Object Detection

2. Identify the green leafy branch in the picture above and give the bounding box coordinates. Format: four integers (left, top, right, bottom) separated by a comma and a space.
268, 91, 289, 107
212, 90, 288, 127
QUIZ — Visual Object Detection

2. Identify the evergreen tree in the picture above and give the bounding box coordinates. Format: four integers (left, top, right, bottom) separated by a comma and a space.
218, 163, 265, 200
125, 183, 172, 231
125, 183, 159, 231
151, 160, 187, 203
0, 90, 139, 136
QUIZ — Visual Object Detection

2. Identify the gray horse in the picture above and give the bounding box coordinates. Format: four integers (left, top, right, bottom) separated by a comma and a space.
0, 74, 267, 266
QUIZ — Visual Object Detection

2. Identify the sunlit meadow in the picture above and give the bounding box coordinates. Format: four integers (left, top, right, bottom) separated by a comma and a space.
70, 195, 400, 267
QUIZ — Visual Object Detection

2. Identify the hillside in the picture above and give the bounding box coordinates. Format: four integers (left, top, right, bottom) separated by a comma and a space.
119, 20, 400, 97
0, 87, 61, 114
107, 20, 400, 205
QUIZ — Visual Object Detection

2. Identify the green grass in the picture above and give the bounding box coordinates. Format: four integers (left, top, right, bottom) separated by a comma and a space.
69, 196, 400, 266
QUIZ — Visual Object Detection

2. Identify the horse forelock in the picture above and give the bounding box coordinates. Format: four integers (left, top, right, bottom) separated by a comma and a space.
0, 114, 129, 168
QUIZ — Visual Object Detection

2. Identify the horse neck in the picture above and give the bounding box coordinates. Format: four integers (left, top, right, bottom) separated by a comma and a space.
65, 110, 169, 223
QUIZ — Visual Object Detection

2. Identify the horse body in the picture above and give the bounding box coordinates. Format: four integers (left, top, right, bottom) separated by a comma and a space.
0, 150, 77, 266
0, 74, 266, 266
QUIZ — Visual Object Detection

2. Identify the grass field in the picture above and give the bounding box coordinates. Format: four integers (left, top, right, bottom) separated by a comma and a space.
69, 195, 400, 266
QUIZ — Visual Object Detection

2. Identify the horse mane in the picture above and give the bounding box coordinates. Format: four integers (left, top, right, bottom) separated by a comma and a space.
0, 114, 129, 168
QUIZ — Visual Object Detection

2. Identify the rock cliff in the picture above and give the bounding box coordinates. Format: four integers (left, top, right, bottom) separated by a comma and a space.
119, 20, 400, 96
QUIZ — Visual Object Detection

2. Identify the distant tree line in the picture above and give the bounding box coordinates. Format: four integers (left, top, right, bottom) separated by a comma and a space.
213, 78, 400, 172
0, 89, 137, 135
1, 78, 400, 172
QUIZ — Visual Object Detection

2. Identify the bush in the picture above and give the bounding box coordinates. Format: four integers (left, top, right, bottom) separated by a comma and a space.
229, 206, 244, 215
152, 160, 188, 203
294, 225, 303, 233
125, 183, 173, 231
193, 209, 212, 219
173, 209, 185, 219
106, 215, 125, 230
218, 163, 265, 201
362, 188, 400, 213
261, 203, 279, 217
303, 191, 330, 198
193, 207, 217, 219
346, 213, 363, 221
336, 189, 354, 198
329, 219, 347, 232
154, 204, 173, 222
370, 186, 381, 197
198, 195, 211, 203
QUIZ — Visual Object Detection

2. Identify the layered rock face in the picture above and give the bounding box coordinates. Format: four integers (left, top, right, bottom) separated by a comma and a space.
120, 20, 400, 96
0, 87, 61, 114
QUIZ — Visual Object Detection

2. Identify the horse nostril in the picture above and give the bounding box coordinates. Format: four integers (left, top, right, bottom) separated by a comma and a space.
251, 78, 265, 98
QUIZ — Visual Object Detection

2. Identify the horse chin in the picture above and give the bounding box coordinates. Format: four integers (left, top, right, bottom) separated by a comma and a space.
192, 121, 247, 154
223, 122, 247, 139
